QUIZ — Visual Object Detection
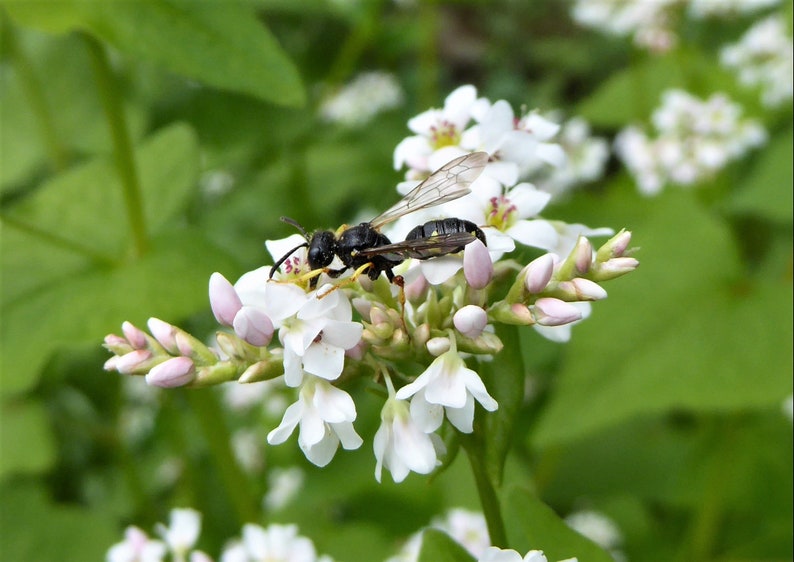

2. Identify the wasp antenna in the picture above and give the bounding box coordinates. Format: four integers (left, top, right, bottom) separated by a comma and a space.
280, 216, 311, 240
269, 242, 309, 280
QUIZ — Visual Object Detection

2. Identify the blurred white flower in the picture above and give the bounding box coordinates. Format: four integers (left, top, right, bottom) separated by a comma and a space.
615, 90, 766, 195
721, 16, 793, 107
221, 523, 333, 562
107, 526, 167, 562
565, 509, 624, 560
689, 0, 781, 18
570, 0, 678, 52
320, 71, 403, 127
155, 508, 202, 562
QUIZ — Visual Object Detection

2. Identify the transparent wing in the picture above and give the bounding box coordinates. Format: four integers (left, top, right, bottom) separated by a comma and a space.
369, 151, 488, 230
356, 231, 479, 260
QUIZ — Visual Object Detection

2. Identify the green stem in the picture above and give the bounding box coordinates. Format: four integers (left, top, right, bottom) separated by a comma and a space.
82, 33, 148, 257
3, 14, 68, 171
186, 390, 259, 525
462, 436, 507, 548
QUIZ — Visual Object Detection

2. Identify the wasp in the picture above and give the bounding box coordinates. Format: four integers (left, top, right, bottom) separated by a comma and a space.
270, 151, 489, 289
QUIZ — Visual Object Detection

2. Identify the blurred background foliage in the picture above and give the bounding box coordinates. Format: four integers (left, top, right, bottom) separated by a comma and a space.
0, 1, 791, 561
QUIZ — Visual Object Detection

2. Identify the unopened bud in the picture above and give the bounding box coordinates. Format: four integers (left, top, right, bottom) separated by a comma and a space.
453, 305, 488, 338
404, 271, 429, 302
489, 302, 535, 325
426, 336, 451, 357
464, 239, 493, 289
194, 361, 243, 386
596, 229, 633, 261
209, 272, 242, 326
233, 306, 274, 347
122, 321, 147, 349
533, 298, 582, 326
523, 253, 555, 293
351, 298, 372, 321
147, 317, 178, 354
104, 334, 133, 356
573, 237, 593, 274
145, 356, 196, 387
571, 278, 608, 300
116, 349, 156, 375
593, 257, 639, 280
174, 331, 218, 364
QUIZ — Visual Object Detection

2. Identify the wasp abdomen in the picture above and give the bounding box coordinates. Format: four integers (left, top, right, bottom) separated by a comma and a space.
404, 218, 486, 259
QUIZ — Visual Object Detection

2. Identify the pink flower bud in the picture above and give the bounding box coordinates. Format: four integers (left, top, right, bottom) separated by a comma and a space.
597, 257, 640, 280
103, 356, 121, 371
573, 236, 593, 274
463, 239, 493, 289
533, 298, 582, 326
115, 349, 154, 374
572, 278, 608, 300
610, 230, 632, 257
524, 253, 555, 293
209, 272, 242, 326
510, 303, 535, 324
147, 317, 178, 353
453, 305, 488, 338
404, 271, 429, 301
122, 321, 147, 349
233, 306, 274, 347
145, 356, 196, 388
345, 340, 368, 361
351, 298, 372, 321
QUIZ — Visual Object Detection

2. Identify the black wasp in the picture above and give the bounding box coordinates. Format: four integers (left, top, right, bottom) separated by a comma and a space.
270, 151, 489, 289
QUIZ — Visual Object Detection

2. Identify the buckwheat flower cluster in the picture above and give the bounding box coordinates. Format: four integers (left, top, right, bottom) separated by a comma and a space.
615, 89, 767, 195
319, 71, 404, 128
720, 16, 793, 108
533, 116, 610, 199
104, 85, 638, 483
107, 508, 332, 562
570, 0, 679, 52
107, 508, 208, 562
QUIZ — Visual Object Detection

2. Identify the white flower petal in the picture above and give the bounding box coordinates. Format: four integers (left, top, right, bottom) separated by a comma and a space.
409, 391, 444, 433
508, 183, 552, 217
267, 401, 303, 444
303, 342, 345, 380
420, 256, 464, 285
445, 395, 475, 433
300, 429, 339, 467
506, 219, 559, 251
320, 319, 363, 349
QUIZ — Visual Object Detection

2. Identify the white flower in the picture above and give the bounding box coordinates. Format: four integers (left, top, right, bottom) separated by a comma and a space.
155, 508, 201, 560
616, 90, 766, 195
571, 0, 678, 52
386, 508, 489, 562
221, 523, 330, 562
394, 85, 481, 174
278, 286, 363, 387
263, 467, 305, 511
479, 548, 578, 562
689, 0, 781, 18
374, 375, 441, 482
720, 16, 793, 108
396, 339, 498, 433
320, 71, 403, 127
107, 526, 167, 562
535, 116, 609, 197
267, 376, 363, 467
565, 510, 623, 552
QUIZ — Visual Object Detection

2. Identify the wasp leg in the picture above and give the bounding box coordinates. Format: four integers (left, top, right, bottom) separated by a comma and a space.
315, 262, 373, 299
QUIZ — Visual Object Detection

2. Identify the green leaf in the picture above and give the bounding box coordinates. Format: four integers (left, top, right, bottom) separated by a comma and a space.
5, 0, 306, 107
2, 122, 198, 275
0, 399, 55, 477
0, 481, 118, 562
502, 486, 614, 562
479, 325, 525, 485
534, 186, 793, 447
0, 27, 147, 191
418, 528, 476, 562
727, 126, 794, 223
1, 228, 242, 396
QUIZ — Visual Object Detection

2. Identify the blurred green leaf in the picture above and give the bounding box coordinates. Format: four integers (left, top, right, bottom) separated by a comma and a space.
0, 480, 118, 562
5, 0, 306, 107
2, 122, 199, 305
534, 186, 793, 447
1, 228, 241, 396
727, 126, 794, 222
0, 399, 55, 477
418, 528, 476, 562
502, 486, 614, 562
0, 27, 147, 191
